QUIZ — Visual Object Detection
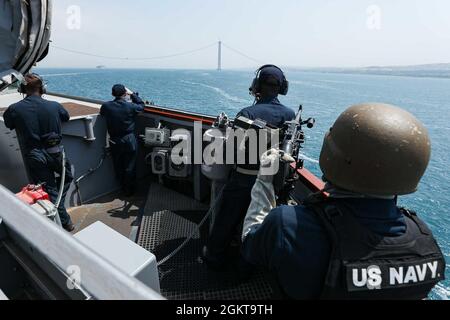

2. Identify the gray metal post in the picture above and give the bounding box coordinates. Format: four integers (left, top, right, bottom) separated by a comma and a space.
218, 41, 222, 71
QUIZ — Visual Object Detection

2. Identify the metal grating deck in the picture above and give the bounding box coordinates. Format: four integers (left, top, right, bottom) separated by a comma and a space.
137, 184, 274, 300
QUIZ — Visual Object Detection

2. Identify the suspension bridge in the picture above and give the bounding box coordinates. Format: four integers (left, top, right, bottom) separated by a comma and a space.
51, 41, 263, 70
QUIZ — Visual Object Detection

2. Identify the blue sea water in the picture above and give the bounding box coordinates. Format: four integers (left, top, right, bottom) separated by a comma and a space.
36, 68, 450, 299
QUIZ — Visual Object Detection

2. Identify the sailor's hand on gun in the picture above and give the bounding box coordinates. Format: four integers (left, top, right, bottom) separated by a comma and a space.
242, 149, 295, 241
259, 148, 295, 183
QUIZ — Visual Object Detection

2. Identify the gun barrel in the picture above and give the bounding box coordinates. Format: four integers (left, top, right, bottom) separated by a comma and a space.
307, 118, 315, 128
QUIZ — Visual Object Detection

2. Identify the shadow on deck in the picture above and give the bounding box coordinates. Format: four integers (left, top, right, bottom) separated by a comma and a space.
68, 192, 145, 238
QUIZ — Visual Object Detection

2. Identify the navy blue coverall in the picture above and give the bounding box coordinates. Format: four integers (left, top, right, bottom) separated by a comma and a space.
205, 97, 295, 266
3, 95, 73, 226
241, 198, 407, 299
100, 94, 144, 194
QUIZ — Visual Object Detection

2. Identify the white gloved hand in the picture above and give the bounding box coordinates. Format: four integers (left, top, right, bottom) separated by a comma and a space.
258, 148, 295, 183
242, 149, 295, 241
125, 87, 134, 95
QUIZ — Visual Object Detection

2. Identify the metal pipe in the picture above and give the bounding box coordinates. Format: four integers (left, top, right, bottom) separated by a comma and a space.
0, 185, 163, 300
55, 149, 66, 213
157, 183, 227, 267
83, 116, 96, 142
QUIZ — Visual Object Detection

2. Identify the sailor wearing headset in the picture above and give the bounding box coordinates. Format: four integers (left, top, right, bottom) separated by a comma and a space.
3, 73, 75, 232
203, 65, 296, 270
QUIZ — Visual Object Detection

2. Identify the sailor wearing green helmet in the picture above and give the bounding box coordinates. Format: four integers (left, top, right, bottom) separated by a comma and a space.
241, 103, 445, 299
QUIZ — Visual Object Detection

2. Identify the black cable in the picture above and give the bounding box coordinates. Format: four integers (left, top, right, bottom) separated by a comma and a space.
156, 185, 226, 266
74, 148, 109, 205
53, 148, 66, 227
55, 149, 66, 210
51, 43, 217, 61
51, 42, 267, 69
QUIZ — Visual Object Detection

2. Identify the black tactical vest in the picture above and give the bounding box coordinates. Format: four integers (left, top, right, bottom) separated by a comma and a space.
306, 199, 445, 300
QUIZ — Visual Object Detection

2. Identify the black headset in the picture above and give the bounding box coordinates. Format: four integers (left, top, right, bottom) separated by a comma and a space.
18, 73, 47, 95
249, 64, 289, 96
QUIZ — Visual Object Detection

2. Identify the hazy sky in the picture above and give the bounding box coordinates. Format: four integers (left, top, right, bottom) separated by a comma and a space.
40, 0, 450, 69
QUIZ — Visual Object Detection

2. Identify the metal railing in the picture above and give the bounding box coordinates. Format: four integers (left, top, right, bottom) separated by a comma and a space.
0, 184, 163, 300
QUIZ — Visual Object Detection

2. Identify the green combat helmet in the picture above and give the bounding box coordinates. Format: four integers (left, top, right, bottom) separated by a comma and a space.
319, 103, 431, 196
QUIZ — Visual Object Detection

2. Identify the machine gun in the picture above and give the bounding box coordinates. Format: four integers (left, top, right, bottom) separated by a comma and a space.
203, 106, 315, 205
274, 105, 315, 204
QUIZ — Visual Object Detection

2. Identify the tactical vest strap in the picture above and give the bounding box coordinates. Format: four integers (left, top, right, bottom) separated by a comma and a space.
306, 201, 342, 292
310, 200, 380, 250
400, 208, 430, 236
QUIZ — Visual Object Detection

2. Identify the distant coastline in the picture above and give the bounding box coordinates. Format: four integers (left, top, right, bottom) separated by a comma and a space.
289, 63, 450, 80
